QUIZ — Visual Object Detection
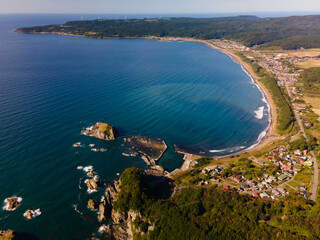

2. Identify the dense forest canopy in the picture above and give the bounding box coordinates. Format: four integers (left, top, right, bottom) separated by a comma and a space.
112, 167, 320, 240
16, 15, 320, 49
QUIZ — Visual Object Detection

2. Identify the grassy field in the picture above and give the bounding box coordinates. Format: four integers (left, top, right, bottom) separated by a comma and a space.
286, 49, 320, 58
295, 59, 320, 69
285, 167, 313, 193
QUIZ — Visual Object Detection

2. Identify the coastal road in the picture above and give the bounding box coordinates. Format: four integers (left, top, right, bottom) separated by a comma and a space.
285, 82, 318, 201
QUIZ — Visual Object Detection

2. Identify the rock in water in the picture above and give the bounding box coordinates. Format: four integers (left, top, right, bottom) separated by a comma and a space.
98, 202, 107, 222
24, 210, 33, 220
98, 224, 112, 235
85, 179, 99, 192
87, 199, 97, 211
82, 122, 116, 140
23, 209, 41, 220
3, 197, 22, 211
0, 230, 17, 239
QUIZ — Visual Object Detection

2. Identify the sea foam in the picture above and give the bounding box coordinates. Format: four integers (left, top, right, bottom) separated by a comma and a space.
72, 204, 83, 215
254, 106, 264, 119
209, 149, 227, 153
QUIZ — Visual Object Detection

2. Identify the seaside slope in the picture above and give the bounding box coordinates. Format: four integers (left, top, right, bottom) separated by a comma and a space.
15, 15, 320, 50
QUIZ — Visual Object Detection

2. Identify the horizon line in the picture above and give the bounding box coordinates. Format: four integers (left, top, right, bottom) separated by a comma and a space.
1, 11, 320, 15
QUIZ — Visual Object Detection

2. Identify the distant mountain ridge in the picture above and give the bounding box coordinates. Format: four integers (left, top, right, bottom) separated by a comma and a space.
16, 15, 320, 49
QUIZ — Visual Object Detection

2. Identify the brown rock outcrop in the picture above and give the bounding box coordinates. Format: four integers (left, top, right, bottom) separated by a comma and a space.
82, 122, 116, 140
24, 210, 33, 220
0, 230, 17, 240
87, 199, 97, 211
98, 202, 107, 222
4, 197, 22, 211
23, 209, 41, 220
85, 179, 99, 191
97, 183, 119, 222
112, 210, 142, 240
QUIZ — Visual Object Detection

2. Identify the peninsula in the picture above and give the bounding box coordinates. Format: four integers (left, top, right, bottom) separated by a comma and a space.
15, 15, 320, 50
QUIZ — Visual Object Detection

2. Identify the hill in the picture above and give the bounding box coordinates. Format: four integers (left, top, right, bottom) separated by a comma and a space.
109, 167, 320, 240
16, 15, 320, 49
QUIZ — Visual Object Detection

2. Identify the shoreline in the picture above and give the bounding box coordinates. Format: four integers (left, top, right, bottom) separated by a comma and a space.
159, 37, 278, 161
190, 38, 278, 158
16, 30, 278, 161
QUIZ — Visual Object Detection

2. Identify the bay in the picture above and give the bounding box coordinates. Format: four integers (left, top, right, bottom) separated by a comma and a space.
0, 14, 269, 239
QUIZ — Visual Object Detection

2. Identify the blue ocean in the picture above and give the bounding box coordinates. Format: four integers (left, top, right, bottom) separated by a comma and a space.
0, 14, 269, 239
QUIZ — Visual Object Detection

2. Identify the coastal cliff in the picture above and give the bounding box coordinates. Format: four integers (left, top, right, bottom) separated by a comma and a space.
101, 166, 316, 240
82, 122, 116, 140
96, 167, 170, 239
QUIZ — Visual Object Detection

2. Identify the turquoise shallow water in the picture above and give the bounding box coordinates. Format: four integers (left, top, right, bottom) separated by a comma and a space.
0, 15, 269, 239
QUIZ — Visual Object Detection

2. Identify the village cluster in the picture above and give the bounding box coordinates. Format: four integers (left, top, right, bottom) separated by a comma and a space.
208, 39, 250, 51
188, 145, 313, 199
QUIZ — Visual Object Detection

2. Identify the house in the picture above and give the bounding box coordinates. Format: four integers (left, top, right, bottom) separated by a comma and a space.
304, 161, 312, 167
295, 150, 302, 156
293, 168, 302, 174
300, 190, 307, 199
278, 187, 287, 195
215, 166, 224, 173
260, 192, 269, 198
252, 192, 259, 198
241, 176, 248, 180
282, 163, 291, 170
202, 167, 211, 174
223, 185, 229, 190
241, 184, 250, 189
272, 189, 281, 197
284, 170, 294, 177
253, 185, 260, 191
232, 176, 241, 183
278, 174, 287, 181
251, 181, 258, 185
268, 176, 277, 183
299, 185, 307, 191
257, 183, 264, 188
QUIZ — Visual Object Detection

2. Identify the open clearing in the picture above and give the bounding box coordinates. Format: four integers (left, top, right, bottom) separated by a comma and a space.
295, 59, 320, 69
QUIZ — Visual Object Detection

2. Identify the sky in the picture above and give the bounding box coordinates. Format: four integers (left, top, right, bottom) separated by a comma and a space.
1, 0, 320, 14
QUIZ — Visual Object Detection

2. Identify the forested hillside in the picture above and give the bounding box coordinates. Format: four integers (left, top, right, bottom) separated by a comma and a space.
111, 167, 320, 240
16, 15, 320, 49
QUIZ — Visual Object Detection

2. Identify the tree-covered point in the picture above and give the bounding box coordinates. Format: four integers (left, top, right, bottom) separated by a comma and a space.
15, 15, 320, 49
113, 167, 320, 240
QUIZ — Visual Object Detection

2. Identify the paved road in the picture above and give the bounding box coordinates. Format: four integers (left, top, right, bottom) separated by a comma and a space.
285, 82, 318, 201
